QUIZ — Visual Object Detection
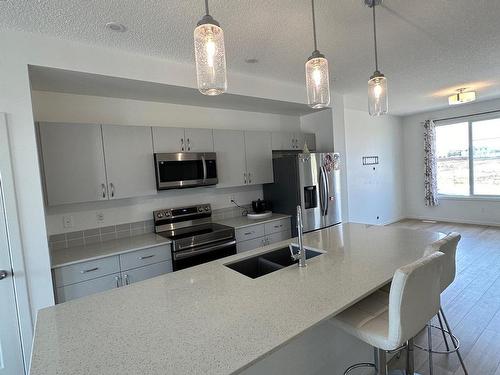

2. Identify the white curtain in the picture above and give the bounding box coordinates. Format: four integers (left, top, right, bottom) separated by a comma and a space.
423, 120, 439, 206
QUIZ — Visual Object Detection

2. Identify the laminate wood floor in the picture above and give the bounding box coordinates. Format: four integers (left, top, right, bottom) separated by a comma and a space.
386, 219, 500, 375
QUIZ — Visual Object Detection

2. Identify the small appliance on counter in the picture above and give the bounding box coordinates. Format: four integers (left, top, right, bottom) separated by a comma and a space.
154, 204, 236, 271
246, 199, 272, 219
263, 152, 342, 236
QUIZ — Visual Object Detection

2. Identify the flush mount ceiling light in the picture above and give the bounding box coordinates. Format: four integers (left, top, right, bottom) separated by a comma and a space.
305, 0, 331, 109
365, 0, 388, 116
448, 88, 477, 106
105, 22, 127, 32
194, 0, 227, 96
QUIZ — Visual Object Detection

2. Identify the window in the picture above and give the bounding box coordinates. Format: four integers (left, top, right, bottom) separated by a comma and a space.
436, 114, 500, 197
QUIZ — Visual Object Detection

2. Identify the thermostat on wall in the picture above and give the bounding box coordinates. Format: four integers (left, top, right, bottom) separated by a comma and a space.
362, 156, 379, 165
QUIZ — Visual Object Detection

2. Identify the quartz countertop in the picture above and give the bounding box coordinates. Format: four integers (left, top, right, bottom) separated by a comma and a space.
50, 233, 171, 269
213, 213, 291, 229
31, 223, 444, 375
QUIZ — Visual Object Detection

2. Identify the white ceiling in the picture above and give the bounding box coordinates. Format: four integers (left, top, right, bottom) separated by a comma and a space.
3, 0, 500, 115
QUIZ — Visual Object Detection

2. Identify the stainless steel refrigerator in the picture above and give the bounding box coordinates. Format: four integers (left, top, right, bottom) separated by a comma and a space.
263, 152, 341, 236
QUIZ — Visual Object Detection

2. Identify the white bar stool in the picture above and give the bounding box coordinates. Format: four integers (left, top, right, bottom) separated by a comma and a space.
415, 232, 468, 375
330, 252, 446, 375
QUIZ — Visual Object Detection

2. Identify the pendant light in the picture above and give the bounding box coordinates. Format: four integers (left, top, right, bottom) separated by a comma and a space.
194, 0, 227, 95
366, 0, 388, 116
305, 0, 330, 109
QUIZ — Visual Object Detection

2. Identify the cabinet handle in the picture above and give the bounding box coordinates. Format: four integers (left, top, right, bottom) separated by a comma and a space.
110, 183, 115, 198
115, 275, 121, 288
248, 172, 252, 184
124, 274, 129, 285
187, 138, 191, 151
181, 138, 184, 151
138, 254, 155, 260
244, 231, 254, 235
81, 267, 98, 274
243, 172, 247, 184
101, 183, 106, 198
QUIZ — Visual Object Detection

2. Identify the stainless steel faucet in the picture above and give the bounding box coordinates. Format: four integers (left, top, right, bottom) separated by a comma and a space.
290, 205, 307, 267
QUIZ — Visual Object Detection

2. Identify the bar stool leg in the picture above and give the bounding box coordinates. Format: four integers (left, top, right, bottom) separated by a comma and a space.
440, 308, 468, 375
406, 338, 415, 374
427, 324, 434, 375
437, 311, 450, 352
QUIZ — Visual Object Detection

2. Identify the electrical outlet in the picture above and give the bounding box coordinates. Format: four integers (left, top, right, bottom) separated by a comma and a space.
96, 212, 105, 223
63, 215, 74, 228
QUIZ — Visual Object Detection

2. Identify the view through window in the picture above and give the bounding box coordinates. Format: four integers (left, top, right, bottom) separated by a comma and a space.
436, 115, 500, 196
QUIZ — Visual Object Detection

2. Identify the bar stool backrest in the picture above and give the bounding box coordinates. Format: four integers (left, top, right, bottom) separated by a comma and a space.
388, 251, 445, 349
424, 232, 461, 292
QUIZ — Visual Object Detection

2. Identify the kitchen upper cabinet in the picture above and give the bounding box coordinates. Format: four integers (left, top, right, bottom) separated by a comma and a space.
213, 129, 246, 187
152, 127, 185, 152
152, 127, 214, 152
244, 131, 273, 185
39, 122, 108, 206
304, 133, 316, 151
101, 125, 156, 199
184, 128, 214, 152
271, 132, 316, 151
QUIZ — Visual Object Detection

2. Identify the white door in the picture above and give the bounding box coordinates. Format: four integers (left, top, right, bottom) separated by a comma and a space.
0, 183, 25, 375
213, 129, 246, 187
39, 122, 108, 205
102, 125, 156, 199
184, 128, 214, 152
151, 127, 185, 152
244, 131, 273, 185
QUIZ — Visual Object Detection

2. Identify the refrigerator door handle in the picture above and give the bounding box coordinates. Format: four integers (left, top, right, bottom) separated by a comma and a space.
323, 167, 330, 216
319, 166, 328, 216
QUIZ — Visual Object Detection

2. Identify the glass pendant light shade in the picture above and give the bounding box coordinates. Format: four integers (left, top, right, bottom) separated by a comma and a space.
194, 11, 227, 96
306, 53, 330, 108
368, 71, 388, 116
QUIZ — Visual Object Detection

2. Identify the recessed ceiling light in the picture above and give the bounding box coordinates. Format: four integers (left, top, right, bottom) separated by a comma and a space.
245, 58, 259, 64
105, 22, 127, 32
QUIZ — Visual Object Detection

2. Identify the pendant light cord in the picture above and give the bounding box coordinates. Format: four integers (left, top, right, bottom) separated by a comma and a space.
311, 0, 318, 51
205, 0, 210, 15
372, 0, 379, 71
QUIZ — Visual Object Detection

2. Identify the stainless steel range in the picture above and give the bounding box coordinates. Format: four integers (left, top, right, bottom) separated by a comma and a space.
154, 204, 236, 271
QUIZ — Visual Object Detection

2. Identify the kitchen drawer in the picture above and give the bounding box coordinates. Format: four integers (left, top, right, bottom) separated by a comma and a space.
119, 244, 171, 271
53, 256, 120, 287
235, 224, 265, 242
265, 218, 291, 235
122, 261, 172, 285
267, 230, 291, 245
236, 236, 267, 253
56, 272, 121, 303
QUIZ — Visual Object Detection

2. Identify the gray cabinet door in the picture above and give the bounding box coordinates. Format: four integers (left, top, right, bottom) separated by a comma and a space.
236, 237, 266, 253
122, 261, 173, 285
152, 127, 185, 152
271, 132, 295, 150
266, 230, 291, 246
102, 125, 156, 199
53, 255, 120, 287
56, 272, 121, 303
39, 122, 107, 205
119, 244, 171, 271
184, 128, 214, 152
304, 133, 316, 151
213, 129, 246, 187
244, 131, 273, 185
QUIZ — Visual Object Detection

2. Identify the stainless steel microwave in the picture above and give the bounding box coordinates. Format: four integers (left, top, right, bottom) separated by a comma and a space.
154, 152, 218, 190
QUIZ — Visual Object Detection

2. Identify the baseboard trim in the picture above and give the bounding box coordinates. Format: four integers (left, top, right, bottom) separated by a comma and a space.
405, 215, 500, 227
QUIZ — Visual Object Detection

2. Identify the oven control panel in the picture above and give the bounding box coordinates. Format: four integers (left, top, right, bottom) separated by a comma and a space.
154, 204, 212, 222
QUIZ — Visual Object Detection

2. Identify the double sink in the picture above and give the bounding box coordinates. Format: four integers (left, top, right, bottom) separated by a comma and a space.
225, 245, 324, 279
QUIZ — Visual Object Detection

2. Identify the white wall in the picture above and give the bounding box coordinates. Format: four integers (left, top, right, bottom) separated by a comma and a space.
403, 98, 500, 225
299, 108, 334, 152
344, 108, 405, 225
0, 29, 309, 326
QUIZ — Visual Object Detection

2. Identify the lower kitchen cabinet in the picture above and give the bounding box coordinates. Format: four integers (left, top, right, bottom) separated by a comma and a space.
121, 261, 172, 285
53, 243, 172, 303
56, 272, 121, 303
235, 217, 292, 254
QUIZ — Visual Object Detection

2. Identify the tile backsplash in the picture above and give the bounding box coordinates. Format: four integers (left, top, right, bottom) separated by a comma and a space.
48, 205, 251, 251
49, 219, 154, 250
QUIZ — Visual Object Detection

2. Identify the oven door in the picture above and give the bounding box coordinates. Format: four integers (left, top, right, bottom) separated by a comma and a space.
154, 152, 218, 190
172, 239, 236, 271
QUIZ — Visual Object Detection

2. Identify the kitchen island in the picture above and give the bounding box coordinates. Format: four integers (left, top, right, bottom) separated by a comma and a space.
30, 223, 444, 374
